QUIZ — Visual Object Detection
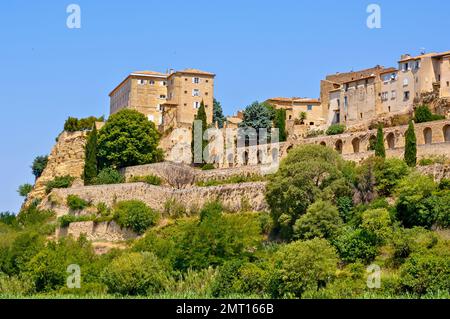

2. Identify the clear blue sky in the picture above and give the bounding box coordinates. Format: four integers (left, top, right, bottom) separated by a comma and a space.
1, 0, 449, 213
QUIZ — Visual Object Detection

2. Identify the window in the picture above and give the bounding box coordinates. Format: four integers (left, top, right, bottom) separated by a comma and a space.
307, 105, 313, 111
184, 90, 188, 94
447, 81, 449, 87
206, 80, 209, 83
161, 81, 167, 86
388, 106, 391, 112
310, 122, 314, 126
138, 79, 146, 85
391, 73, 397, 80
414, 60, 420, 70
149, 80, 155, 85
403, 78, 409, 86
344, 96, 348, 108
192, 89, 200, 97
344, 84, 349, 92
160, 94, 166, 99
193, 101, 200, 109
403, 63, 409, 71
391, 90, 397, 99
381, 92, 388, 101
193, 77, 200, 84
337, 99, 340, 107
404, 91, 410, 100
289, 115, 292, 120
360, 113, 363, 119
205, 92, 209, 96
157, 104, 162, 111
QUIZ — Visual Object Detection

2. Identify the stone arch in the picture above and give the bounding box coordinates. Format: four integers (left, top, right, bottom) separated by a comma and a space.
286, 145, 294, 153
335, 139, 343, 154
368, 135, 376, 151
320, 141, 326, 147
257, 149, 264, 164
444, 125, 450, 142
423, 127, 432, 144
386, 132, 395, 149
352, 137, 360, 153
243, 151, 249, 165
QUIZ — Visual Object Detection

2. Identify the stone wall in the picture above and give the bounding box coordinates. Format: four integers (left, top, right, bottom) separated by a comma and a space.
25, 131, 87, 206
56, 221, 137, 242
417, 164, 450, 182
39, 181, 268, 217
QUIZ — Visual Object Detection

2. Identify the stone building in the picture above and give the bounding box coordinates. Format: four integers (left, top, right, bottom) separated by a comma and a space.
266, 97, 324, 127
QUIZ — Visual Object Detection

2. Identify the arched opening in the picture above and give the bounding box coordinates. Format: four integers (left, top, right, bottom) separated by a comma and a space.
352, 138, 360, 153
386, 133, 395, 150
243, 151, 249, 165
257, 150, 264, 164
320, 141, 326, 147
368, 135, 376, 151
423, 128, 432, 145
286, 145, 293, 153
444, 125, 450, 142
335, 140, 343, 154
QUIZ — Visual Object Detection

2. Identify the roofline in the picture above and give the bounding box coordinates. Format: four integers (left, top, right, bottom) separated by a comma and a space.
109, 73, 169, 96
168, 70, 216, 78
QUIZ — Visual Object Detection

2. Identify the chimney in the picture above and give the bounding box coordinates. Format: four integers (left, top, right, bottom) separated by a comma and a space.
169, 69, 175, 74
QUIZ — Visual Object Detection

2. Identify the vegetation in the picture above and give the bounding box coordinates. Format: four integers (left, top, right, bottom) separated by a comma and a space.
238, 101, 274, 142
128, 175, 162, 186
63, 116, 104, 132
404, 120, 417, 167
31, 155, 48, 179
273, 108, 287, 142
91, 167, 124, 185
97, 109, 163, 169
192, 101, 208, 166
83, 124, 98, 185
45, 176, 75, 194
195, 174, 266, 187
66, 195, 89, 211
326, 124, 346, 136
212, 98, 226, 129
113, 200, 158, 234
374, 125, 386, 158
17, 184, 33, 198
414, 105, 445, 123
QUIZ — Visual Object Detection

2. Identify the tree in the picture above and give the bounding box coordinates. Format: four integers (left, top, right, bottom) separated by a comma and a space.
293, 201, 343, 240
192, 101, 209, 165
31, 155, 48, 179
97, 109, 163, 169
374, 125, 386, 158
238, 101, 274, 142
83, 124, 98, 185
404, 120, 417, 167
271, 238, 338, 298
414, 105, 445, 123
274, 108, 287, 142
17, 184, 33, 197
299, 112, 307, 124
326, 124, 346, 136
266, 144, 349, 239
113, 200, 158, 234
213, 98, 226, 129
374, 158, 409, 196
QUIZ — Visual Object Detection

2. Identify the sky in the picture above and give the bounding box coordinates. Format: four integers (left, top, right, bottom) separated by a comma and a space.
1, 0, 449, 213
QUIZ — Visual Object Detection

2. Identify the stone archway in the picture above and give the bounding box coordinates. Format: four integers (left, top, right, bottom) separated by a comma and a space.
352, 137, 360, 153
444, 125, 450, 142
423, 127, 432, 145
335, 139, 343, 154
386, 133, 395, 149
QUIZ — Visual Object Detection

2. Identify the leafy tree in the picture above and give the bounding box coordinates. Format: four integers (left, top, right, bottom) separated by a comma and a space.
97, 109, 163, 169
374, 158, 409, 196
31, 155, 48, 179
64, 116, 104, 132
63, 117, 80, 132
192, 101, 209, 165
404, 120, 417, 167
374, 125, 386, 158
266, 145, 348, 239
274, 108, 287, 142
361, 208, 392, 245
326, 124, 346, 136
353, 158, 378, 204
271, 238, 338, 298
0, 212, 17, 227
45, 175, 75, 194
3, 231, 45, 275
17, 184, 33, 197
332, 227, 378, 264
299, 112, 307, 124
101, 252, 169, 295
414, 105, 445, 123
113, 200, 158, 234
83, 124, 98, 185
66, 195, 89, 211
212, 98, 226, 129
238, 101, 274, 142
91, 167, 124, 185
293, 201, 343, 240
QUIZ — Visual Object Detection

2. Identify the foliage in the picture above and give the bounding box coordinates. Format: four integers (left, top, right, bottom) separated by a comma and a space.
360, 208, 392, 244
83, 124, 98, 185
66, 195, 89, 211
374, 158, 409, 196
163, 198, 188, 219
333, 227, 378, 264
336, 196, 354, 223
195, 174, 266, 187
0, 212, 17, 227
274, 108, 287, 142
97, 109, 163, 169
238, 101, 274, 142
353, 158, 378, 205
306, 129, 324, 138
101, 252, 169, 296
212, 98, 226, 129
200, 163, 215, 170
326, 124, 346, 136
192, 100, 209, 165
113, 200, 158, 235
271, 239, 338, 298
414, 105, 445, 123
64, 116, 104, 132
404, 120, 417, 167
45, 176, 75, 194
374, 125, 386, 158
293, 201, 343, 240
266, 145, 349, 239
17, 184, 33, 197
31, 155, 48, 179
91, 167, 124, 185
419, 155, 450, 166
129, 175, 162, 186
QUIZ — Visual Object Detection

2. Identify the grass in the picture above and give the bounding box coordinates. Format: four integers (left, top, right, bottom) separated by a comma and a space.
196, 174, 267, 187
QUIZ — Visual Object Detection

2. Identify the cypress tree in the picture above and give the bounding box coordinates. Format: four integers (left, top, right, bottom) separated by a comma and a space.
274, 109, 287, 142
192, 101, 208, 165
84, 124, 98, 184
374, 124, 386, 158
404, 120, 417, 167
213, 98, 226, 128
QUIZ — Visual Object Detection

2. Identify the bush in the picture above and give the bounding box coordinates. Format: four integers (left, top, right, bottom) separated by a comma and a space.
414, 105, 445, 123
163, 198, 187, 219
31, 155, 48, 179
360, 208, 392, 244
201, 163, 215, 171
64, 116, 103, 132
66, 195, 89, 211
336, 196, 354, 223
439, 179, 450, 190
101, 252, 169, 295
113, 200, 158, 234
17, 184, 33, 197
129, 175, 162, 186
326, 124, 346, 136
293, 201, 343, 240
196, 174, 265, 187
45, 176, 75, 194
271, 238, 338, 298
0, 212, 17, 227
333, 227, 378, 264
91, 167, 124, 185
374, 158, 409, 196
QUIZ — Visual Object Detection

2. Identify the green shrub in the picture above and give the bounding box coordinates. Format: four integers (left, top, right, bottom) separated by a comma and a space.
439, 179, 450, 190
414, 105, 445, 123
271, 238, 338, 298
66, 195, 89, 211
91, 167, 124, 185
31, 155, 48, 179
374, 158, 409, 196
17, 184, 33, 197
64, 116, 103, 132
0, 212, 17, 227
45, 176, 75, 194
58, 214, 94, 228
196, 174, 266, 187
201, 163, 215, 171
374, 125, 386, 158
129, 175, 162, 186
336, 196, 354, 222
333, 227, 378, 264
17, 205, 55, 230
96, 202, 111, 217
306, 129, 324, 138
163, 198, 187, 218
113, 200, 158, 234
361, 208, 392, 244
326, 124, 346, 136
101, 252, 169, 295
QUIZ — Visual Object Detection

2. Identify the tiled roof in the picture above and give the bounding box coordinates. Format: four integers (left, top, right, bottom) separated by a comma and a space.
175, 68, 215, 76
268, 97, 320, 103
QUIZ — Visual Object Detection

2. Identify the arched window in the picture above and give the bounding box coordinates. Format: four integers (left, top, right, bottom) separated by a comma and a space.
423, 128, 432, 144
335, 140, 343, 154
352, 138, 360, 153
444, 125, 450, 142
386, 133, 395, 149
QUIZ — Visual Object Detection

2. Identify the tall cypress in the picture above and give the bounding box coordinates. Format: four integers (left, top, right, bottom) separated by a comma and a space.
192, 101, 208, 165
374, 124, 386, 158
84, 124, 98, 185
404, 120, 417, 167
274, 109, 287, 142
